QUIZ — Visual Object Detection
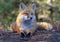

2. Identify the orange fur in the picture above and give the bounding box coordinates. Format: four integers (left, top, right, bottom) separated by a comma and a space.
11, 3, 36, 34
11, 3, 53, 35
37, 22, 53, 30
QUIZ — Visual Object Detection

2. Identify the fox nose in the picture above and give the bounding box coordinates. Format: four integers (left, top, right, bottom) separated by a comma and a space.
30, 17, 32, 20
27, 16, 32, 20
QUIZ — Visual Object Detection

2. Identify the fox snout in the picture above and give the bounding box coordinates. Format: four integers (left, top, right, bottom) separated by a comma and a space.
24, 16, 32, 21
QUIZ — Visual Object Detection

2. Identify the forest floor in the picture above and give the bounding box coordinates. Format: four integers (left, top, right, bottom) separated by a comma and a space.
0, 23, 60, 42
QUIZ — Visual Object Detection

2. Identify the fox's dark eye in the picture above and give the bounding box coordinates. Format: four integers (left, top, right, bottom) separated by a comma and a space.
31, 13, 33, 15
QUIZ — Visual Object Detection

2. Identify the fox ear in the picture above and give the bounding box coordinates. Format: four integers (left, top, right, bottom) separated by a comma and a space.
19, 3, 26, 10
31, 3, 36, 11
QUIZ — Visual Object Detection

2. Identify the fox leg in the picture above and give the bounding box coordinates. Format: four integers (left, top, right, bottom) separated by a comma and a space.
26, 29, 36, 38
25, 30, 32, 38
11, 22, 21, 34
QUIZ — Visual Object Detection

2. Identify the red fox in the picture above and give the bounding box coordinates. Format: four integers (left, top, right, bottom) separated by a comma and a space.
11, 3, 53, 35
12, 3, 36, 35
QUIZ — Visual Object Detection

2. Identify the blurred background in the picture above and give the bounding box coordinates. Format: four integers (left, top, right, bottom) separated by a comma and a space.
0, 0, 60, 31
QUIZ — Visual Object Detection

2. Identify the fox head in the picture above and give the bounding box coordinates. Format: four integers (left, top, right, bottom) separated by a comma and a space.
19, 3, 36, 23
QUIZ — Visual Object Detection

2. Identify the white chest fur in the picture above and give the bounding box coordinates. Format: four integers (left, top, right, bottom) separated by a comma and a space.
17, 16, 36, 31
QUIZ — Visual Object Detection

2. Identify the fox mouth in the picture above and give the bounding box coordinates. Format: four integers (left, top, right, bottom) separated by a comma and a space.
24, 17, 32, 23
24, 20, 31, 23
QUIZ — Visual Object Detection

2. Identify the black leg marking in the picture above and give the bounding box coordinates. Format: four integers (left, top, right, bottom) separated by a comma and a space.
21, 33, 25, 38
26, 32, 31, 38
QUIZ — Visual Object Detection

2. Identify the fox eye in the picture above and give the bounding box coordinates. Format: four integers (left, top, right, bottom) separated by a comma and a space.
31, 13, 33, 15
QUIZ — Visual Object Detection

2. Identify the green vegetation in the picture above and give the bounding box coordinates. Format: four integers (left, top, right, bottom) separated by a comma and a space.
0, 0, 60, 30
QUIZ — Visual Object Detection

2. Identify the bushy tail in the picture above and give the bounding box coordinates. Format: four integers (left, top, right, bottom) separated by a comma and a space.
37, 22, 53, 30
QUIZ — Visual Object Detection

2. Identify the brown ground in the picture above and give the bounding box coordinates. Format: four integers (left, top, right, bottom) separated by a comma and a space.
0, 23, 60, 42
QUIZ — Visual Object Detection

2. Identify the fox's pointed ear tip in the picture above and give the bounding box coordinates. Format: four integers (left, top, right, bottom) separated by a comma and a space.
19, 3, 24, 6
19, 3, 26, 10
32, 3, 36, 5
31, 3, 36, 11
